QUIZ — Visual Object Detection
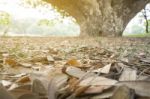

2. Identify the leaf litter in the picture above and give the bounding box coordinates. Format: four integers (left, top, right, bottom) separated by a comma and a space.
0, 37, 150, 99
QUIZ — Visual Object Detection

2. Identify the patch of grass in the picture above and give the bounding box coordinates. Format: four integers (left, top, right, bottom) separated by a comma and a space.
124, 33, 150, 37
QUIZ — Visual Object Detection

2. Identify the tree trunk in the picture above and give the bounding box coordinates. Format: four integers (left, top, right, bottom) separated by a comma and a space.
45, 0, 150, 36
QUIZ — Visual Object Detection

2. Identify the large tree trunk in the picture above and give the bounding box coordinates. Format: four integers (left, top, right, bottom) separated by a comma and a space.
45, 0, 150, 36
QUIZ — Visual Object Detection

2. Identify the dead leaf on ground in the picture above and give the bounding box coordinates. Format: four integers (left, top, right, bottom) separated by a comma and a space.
119, 68, 137, 81
32, 79, 47, 96
66, 59, 81, 67
65, 66, 86, 78
1, 80, 12, 87
74, 86, 90, 96
117, 81, 150, 97
10, 88, 32, 99
48, 78, 59, 99
90, 88, 114, 99
4, 58, 20, 68
84, 85, 111, 94
20, 63, 32, 68
80, 76, 118, 86
16, 76, 30, 83
30, 57, 49, 64
111, 85, 135, 99
92, 63, 112, 74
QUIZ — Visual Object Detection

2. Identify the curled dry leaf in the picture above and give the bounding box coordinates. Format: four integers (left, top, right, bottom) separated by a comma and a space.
20, 63, 32, 68
32, 79, 47, 96
48, 74, 69, 99
48, 78, 59, 99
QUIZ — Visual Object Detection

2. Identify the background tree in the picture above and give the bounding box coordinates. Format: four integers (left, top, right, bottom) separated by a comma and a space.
0, 11, 11, 36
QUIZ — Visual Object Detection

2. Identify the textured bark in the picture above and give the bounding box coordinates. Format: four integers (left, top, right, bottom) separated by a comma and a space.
45, 0, 150, 36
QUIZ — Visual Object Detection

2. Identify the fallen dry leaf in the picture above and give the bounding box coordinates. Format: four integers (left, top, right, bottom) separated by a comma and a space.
16, 76, 31, 83
93, 63, 112, 74
1, 80, 12, 87
119, 67, 137, 81
66, 59, 81, 67
80, 76, 118, 86
47, 55, 54, 62
90, 88, 114, 99
32, 79, 47, 95
84, 85, 111, 94
65, 66, 86, 78
10, 89, 31, 99
20, 63, 32, 68
74, 86, 90, 96
111, 85, 134, 99
8, 84, 19, 91
117, 81, 150, 97
48, 78, 59, 99
4, 58, 20, 68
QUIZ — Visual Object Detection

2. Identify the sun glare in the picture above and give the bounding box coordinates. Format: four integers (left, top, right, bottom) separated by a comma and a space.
0, 0, 80, 36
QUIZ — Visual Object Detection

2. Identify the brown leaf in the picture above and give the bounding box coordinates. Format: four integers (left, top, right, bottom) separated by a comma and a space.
74, 86, 90, 96
66, 59, 81, 67
68, 78, 80, 92
16, 76, 30, 83
4, 58, 20, 67
30, 57, 49, 64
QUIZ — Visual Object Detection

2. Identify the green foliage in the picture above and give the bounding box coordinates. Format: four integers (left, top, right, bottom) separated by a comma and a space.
21, 0, 48, 8
144, 19, 150, 32
124, 33, 150, 37
0, 11, 11, 25
38, 19, 55, 27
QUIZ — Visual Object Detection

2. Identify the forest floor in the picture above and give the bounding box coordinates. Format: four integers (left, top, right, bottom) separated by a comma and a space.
0, 36, 150, 99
